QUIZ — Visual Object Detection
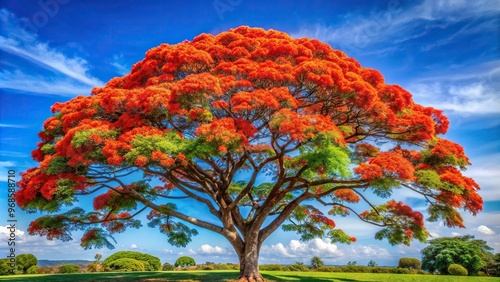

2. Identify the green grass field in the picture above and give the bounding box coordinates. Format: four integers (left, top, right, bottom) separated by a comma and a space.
1, 270, 499, 281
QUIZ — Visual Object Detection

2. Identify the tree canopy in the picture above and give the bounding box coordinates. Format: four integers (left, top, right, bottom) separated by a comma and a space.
102, 251, 161, 271
421, 235, 493, 275
16, 26, 482, 282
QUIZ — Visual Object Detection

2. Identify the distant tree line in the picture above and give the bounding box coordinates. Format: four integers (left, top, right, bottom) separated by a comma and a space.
2, 235, 499, 277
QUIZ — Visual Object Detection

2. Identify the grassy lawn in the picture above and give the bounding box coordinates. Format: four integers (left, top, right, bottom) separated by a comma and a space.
1, 270, 499, 281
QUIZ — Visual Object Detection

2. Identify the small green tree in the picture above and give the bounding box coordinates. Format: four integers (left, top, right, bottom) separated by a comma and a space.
421, 235, 492, 275
102, 251, 161, 271
482, 252, 500, 276
448, 264, 468, 276
95, 253, 102, 262
162, 262, 175, 271
175, 256, 196, 267
347, 261, 357, 266
58, 264, 80, 273
368, 260, 377, 267
16, 254, 38, 274
107, 258, 145, 272
398, 257, 420, 270
311, 256, 324, 269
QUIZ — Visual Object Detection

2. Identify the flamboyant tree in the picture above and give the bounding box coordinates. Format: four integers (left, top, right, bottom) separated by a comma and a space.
17, 26, 482, 282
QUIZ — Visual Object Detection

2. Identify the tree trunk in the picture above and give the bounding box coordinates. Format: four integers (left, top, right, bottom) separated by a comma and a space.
235, 234, 265, 282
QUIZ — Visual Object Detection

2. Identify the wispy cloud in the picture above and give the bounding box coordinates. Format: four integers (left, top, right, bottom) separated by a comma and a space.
0, 150, 29, 158
409, 81, 500, 114
291, 0, 499, 51
0, 70, 93, 96
405, 57, 500, 116
0, 9, 102, 96
0, 123, 27, 128
110, 54, 130, 76
0, 161, 15, 182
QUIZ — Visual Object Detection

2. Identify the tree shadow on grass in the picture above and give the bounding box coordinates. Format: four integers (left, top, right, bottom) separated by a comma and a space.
0, 271, 374, 282
262, 273, 372, 282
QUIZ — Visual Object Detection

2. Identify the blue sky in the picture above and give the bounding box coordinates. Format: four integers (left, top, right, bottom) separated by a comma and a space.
0, 0, 499, 266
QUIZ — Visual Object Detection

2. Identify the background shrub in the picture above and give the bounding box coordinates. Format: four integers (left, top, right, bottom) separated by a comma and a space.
86, 262, 102, 272
0, 260, 11, 276
288, 262, 310, 271
398, 257, 421, 270
448, 264, 468, 276
316, 266, 342, 272
103, 251, 161, 271
107, 258, 145, 272
259, 264, 285, 271
16, 254, 38, 274
58, 264, 80, 274
26, 265, 38, 274
162, 262, 175, 271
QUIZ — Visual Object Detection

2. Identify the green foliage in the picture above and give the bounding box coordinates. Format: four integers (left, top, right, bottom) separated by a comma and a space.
315, 266, 342, 272
310, 256, 324, 269
482, 252, 500, 277
0, 259, 12, 275
370, 177, 400, 198
58, 264, 81, 273
328, 229, 354, 244
398, 257, 421, 270
81, 228, 117, 250
298, 135, 352, 179
26, 265, 38, 274
107, 258, 145, 272
368, 260, 377, 267
259, 264, 285, 271
162, 262, 175, 271
71, 129, 118, 148
287, 262, 310, 272
126, 131, 192, 163
147, 218, 198, 248
94, 254, 102, 262
175, 256, 196, 268
16, 254, 38, 273
102, 251, 161, 271
421, 235, 492, 275
448, 264, 468, 276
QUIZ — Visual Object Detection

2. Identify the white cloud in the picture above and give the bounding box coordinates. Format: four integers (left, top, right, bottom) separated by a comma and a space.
130, 244, 138, 249
346, 245, 391, 260
409, 81, 500, 114
463, 153, 500, 201
451, 232, 461, 236
292, 0, 499, 51
0, 150, 29, 158
429, 232, 440, 238
0, 123, 27, 128
110, 54, 130, 76
477, 225, 495, 235
197, 244, 227, 255
0, 69, 94, 96
162, 248, 174, 254
0, 161, 16, 181
261, 238, 343, 259
0, 161, 15, 167
0, 9, 102, 96
0, 225, 25, 238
